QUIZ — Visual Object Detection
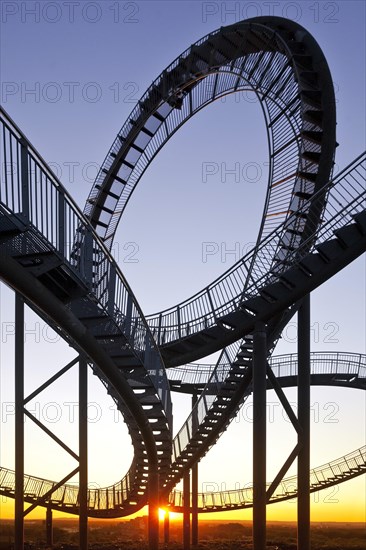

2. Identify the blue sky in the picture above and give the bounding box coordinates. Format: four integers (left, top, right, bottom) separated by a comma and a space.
0, 0, 365, 521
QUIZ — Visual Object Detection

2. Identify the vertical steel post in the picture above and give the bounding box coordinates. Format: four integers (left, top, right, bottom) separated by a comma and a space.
191, 464, 198, 546
14, 294, 24, 550
191, 392, 199, 546
253, 322, 267, 550
46, 505, 53, 546
164, 511, 170, 544
79, 356, 88, 550
183, 469, 191, 550
148, 469, 159, 550
297, 294, 311, 550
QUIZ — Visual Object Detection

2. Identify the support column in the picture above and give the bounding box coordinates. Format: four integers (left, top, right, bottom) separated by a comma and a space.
183, 469, 191, 550
79, 356, 88, 550
191, 463, 198, 546
252, 322, 267, 550
164, 512, 170, 544
297, 295, 311, 550
14, 294, 24, 550
191, 393, 198, 547
148, 469, 159, 550
46, 505, 53, 547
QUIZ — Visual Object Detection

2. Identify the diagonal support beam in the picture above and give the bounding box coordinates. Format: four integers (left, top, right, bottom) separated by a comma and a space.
23, 409, 79, 461
24, 356, 79, 405
266, 444, 300, 500
24, 467, 80, 516
266, 364, 302, 433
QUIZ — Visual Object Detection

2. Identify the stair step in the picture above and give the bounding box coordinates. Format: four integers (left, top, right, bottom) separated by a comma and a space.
304, 110, 323, 126
294, 190, 313, 200
298, 170, 317, 183
241, 295, 268, 315
298, 253, 325, 275
115, 357, 142, 368
301, 130, 323, 144
302, 151, 321, 165
315, 239, 342, 262
286, 41, 306, 54
237, 350, 253, 358
300, 90, 322, 109
293, 54, 313, 70
260, 281, 289, 302
299, 71, 318, 87
352, 210, 366, 234
334, 223, 360, 248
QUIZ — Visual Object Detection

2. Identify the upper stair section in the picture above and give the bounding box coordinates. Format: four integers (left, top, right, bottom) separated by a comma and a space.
147, 152, 366, 366
84, 17, 337, 306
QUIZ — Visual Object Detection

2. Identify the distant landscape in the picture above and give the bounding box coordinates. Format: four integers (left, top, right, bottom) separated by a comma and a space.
0, 519, 365, 549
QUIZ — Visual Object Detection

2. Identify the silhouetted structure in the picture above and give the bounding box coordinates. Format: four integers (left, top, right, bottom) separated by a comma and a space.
0, 14, 365, 550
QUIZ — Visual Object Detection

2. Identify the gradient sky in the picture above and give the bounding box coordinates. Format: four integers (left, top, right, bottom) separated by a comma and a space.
0, 0, 365, 524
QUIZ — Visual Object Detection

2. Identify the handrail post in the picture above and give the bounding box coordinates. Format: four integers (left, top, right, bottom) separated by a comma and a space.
177, 305, 181, 339
20, 138, 30, 222
108, 265, 116, 316
58, 192, 65, 256
157, 312, 163, 346
125, 293, 132, 338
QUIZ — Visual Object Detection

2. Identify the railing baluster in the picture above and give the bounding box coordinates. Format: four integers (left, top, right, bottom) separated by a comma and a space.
20, 138, 29, 221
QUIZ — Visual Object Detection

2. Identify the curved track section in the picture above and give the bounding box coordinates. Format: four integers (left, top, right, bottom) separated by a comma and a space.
168, 351, 366, 393
165, 330, 366, 493
85, 17, 337, 368
147, 153, 366, 366
86, 16, 336, 254
1, 446, 364, 516
0, 107, 172, 515
169, 446, 366, 512
0, 353, 364, 516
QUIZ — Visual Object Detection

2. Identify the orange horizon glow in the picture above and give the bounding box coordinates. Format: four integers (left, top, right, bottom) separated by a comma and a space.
1, 489, 365, 523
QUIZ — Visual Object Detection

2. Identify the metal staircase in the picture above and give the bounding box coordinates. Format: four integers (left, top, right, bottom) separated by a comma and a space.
85, 17, 336, 284
0, 353, 364, 516
168, 351, 366, 393
1, 105, 365, 515
0, 15, 365, 528
147, 152, 366, 367
0, 107, 172, 515
0, 352, 366, 517
168, 446, 366, 512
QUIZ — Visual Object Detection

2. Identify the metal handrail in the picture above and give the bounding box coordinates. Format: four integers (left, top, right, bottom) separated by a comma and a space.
169, 348, 366, 470
84, 18, 325, 302
168, 352, 366, 388
146, 152, 366, 344
0, 105, 172, 421
169, 446, 366, 509
0, 107, 172, 506
1, 445, 364, 512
